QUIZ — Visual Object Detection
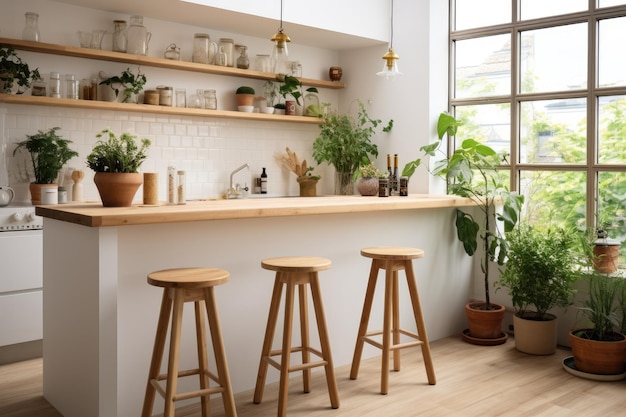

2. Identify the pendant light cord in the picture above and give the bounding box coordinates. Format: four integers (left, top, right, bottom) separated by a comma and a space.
279, 0, 284, 31
390, 0, 394, 49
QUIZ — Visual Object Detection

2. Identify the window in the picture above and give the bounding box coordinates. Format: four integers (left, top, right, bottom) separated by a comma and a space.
450, 0, 626, 265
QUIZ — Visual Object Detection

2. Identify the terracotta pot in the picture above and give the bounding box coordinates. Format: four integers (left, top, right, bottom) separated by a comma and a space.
465, 302, 505, 340
236, 93, 254, 107
297, 176, 318, 197
93, 172, 142, 207
29, 183, 58, 206
513, 312, 557, 355
569, 329, 626, 375
357, 177, 379, 196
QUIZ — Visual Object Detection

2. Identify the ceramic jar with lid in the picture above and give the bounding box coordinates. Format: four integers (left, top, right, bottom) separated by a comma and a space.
218, 38, 235, 67
157, 86, 173, 106
193, 33, 216, 64
112, 20, 127, 52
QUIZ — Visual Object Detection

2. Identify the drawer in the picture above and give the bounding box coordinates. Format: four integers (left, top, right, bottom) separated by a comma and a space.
0, 291, 43, 346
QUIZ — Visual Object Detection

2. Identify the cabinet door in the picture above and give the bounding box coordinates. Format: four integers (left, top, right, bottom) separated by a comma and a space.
0, 291, 43, 345
0, 232, 43, 292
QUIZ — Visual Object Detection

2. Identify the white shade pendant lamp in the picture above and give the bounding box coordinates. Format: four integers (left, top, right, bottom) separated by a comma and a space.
377, 0, 402, 80
271, 0, 291, 74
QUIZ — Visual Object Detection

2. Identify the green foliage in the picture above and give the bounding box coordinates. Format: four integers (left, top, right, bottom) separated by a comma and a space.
86, 129, 151, 173
0, 47, 39, 94
99, 67, 147, 103
495, 225, 578, 319
236, 86, 255, 95
13, 127, 78, 184
576, 272, 624, 341
313, 100, 393, 177
277, 75, 302, 105
359, 162, 385, 179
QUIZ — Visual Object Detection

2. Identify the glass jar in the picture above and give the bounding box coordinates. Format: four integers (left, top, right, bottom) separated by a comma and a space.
192, 33, 215, 64
175, 88, 186, 108
187, 89, 204, 109
164, 43, 180, 60
254, 54, 271, 72
112, 20, 127, 53
157, 85, 173, 106
22, 12, 40, 42
66, 74, 79, 99
49, 72, 61, 98
303, 89, 320, 117
176, 171, 186, 205
126, 15, 151, 55
203, 89, 217, 110
31, 78, 47, 97
218, 38, 235, 67
236, 45, 249, 69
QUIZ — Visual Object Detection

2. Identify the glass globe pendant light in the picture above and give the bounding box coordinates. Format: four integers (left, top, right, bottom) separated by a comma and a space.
377, 0, 403, 80
271, 0, 291, 75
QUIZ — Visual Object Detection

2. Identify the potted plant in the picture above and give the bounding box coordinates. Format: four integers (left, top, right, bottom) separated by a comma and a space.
357, 162, 383, 196
313, 100, 393, 195
403, 112, 524, 344
13, 127, 79, 205
86, 129, 151, 207
569, 270, 626, 375
495, 225, 578, 354
235, 86, 255, 109
276, 147, 320, 197
99, 67, 147, 103
0, 47, 40, 94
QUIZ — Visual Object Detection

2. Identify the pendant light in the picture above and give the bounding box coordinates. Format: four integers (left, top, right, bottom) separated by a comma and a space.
377, 0, 402, 80
271, 0, 291, 75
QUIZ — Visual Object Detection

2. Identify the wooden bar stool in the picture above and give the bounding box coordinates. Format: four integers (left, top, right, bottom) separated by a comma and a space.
350, 247, 436, 394
142, 267, 237, 417
253, 256, 340, 417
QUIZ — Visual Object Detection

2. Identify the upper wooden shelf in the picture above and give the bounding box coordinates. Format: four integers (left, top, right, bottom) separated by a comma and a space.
0, 37, 346, 90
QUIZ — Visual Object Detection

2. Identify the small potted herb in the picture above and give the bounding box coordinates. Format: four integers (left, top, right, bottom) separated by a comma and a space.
357, 162, 384, 196
99, 67, 147, 103
0, 47, 40, 94
235, 86, 255, 109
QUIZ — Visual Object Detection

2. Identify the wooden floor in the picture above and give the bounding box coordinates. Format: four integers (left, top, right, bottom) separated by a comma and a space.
1, 335, 625, 417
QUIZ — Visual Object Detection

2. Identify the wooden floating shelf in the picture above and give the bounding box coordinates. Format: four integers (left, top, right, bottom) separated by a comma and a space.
0, 37, 346, 90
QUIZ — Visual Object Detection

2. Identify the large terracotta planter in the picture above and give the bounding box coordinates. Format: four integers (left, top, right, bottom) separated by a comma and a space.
93, 172, 142, 207
569, 329, 626, 375
464, 302, 506, 343
513, 312, 557, 355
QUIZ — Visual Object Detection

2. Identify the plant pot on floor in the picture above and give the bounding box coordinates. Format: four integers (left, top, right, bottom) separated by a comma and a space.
463, 302, 507, 345
513, 312, 557, 355
94, 172, 142, 207
569, 329, 626, 375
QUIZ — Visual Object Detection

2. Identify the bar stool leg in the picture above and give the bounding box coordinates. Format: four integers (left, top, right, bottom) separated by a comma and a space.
253, 277, 284, 404
142, 290, 173, 417
405, 262, 436, 385
277, 280, 296, 417
392, 267, 401, 372
310, 273, 340, 409
164, 289, 185, 417
350, 260, 379, 380
204, 287, 238, 417
381, 264, 394, 395
194, 299, 211, 417
298, 281, 311, 393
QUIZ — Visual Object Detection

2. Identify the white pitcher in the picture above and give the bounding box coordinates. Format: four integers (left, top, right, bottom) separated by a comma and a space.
126, 15, 151, 55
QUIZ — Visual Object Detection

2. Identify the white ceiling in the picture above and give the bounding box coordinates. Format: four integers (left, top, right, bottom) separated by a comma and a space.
55, 0, 386, 50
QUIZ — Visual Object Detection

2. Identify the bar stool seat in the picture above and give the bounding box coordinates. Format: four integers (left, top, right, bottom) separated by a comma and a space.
253, 256, 340, 417
350, 246, 436, 394
142, 267, 237, 417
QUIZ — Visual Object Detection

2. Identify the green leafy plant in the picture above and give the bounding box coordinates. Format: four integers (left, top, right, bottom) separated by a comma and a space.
313, 100, 393, 177
495, 225, 578, 320
575, 272, 624, 341
13, 127, 78, 184
359, 162, 385, 179
405, 112, 524, 309
99, 67, 147, 103
86, 129, 151, 173
235, 86, 255, 95
0, 47, 40, 94
277, 74, 302, 105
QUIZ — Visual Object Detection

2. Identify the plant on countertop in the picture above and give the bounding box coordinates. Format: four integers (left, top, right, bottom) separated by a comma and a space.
13, 127, 78, 184
495, 224, 578, 319
99, 67, 147, 103
313, 100, 393, 178
276, 147, 320, 180
86, 129, 151, 173
0, 47, 40, 94
359, 162, 386, 179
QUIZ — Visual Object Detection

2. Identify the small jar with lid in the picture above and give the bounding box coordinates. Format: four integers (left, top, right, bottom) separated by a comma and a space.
164, 43, 180, 60
203, 89, 217, 110
112, 20, 127, 52
192, 33, 214, 64
176, 171, 186, 205
157, 85, 173, 106
49, 72, 61, 98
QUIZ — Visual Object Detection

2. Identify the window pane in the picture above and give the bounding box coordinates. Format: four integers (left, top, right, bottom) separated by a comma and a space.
599, 0, 626, 7
520, 0, 587, 20
455, 35, 510, 99
521, 24, 587, 93
598, 171, 626, 266
454, 104, 511, 154
598, 17, 626, 88
520, 170, 587, 229
455, 0, 511, 30
520, 99, 587, 164
598, 96, 626, 164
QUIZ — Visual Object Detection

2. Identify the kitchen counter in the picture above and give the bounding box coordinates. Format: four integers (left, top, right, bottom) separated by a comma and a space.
35, 194, 475, 227
38, 194, 475, 417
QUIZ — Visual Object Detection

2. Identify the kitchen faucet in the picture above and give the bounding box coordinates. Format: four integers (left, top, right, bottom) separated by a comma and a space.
226, 163, 250, 199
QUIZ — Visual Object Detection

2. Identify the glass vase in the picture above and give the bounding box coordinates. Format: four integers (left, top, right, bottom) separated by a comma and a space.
334, 171, 354, 195
22, 12, 40, 42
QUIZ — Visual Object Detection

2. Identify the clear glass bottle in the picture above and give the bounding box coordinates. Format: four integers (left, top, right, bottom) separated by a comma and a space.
203, 89, 217, 110
303, 88, 320, 117
176, 171, 186, 205
22, 12, 40, 42
65, 74, 79, 99
49, 72, 61, 98
112, 20, 127, 53
167, 166, 176, 204
126, 15, 150, 55
236, 45, 249, 69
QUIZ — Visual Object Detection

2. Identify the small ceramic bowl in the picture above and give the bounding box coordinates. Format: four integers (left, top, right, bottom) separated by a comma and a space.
238, 106, 254, 112
260, 107, 275, 114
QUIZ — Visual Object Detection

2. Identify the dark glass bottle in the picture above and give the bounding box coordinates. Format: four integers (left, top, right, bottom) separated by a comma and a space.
261, 167, 268, 194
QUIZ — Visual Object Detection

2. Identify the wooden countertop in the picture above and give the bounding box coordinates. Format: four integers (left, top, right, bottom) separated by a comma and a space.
35, 195, 475, 228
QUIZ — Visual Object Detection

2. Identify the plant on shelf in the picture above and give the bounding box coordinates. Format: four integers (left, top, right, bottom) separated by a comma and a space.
86, 128, 151, 207
356, 162, 385, 196
235, 85, 255, 108
403, 112, 524, 344
276, 74, 302, 105
99, 67, 147, 103
313, 100, 393, 195
0, 47, 40, 94
276, 147, 320, 197
495, 224, 578, 354
13, 127, 78, 205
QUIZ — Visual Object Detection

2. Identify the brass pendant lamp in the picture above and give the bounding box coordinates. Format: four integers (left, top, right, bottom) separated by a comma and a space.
271, 0, 291, 74
377, 0, 402, 80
